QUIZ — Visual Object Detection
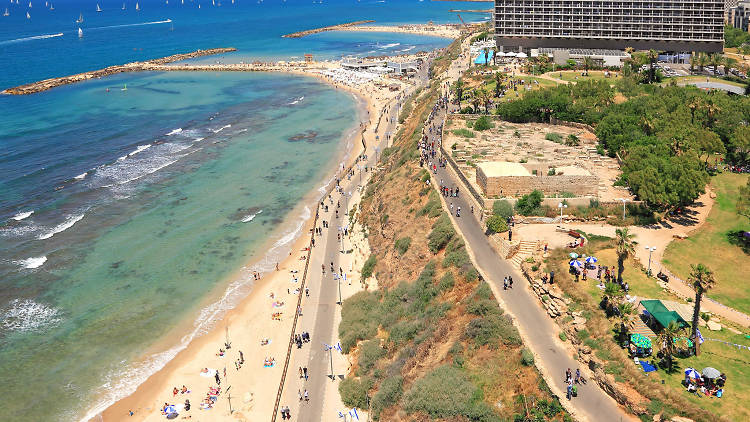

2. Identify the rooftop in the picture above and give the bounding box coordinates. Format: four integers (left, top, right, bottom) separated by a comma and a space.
477, 161, 531, 177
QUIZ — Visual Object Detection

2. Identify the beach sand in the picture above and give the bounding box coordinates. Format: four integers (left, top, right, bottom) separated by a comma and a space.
95, 65, 407, 422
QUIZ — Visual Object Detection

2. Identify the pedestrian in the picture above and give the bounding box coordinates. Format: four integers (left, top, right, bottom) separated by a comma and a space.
304, 389, 309, 402
566, 368, 572, 383
550, 270, 555, 284
215, 371, 220, 385
575, 368, 581, 384
299, 367, 303, 378
303, 367, 308, 380
503, 276, 508, 290
239, 350, 244, 364
305, 287, 309, 297
509, 276, 513, 288
567, 379, 573, 400
276, 262, 279, 271
298, 389, 303, 401
508, 228, 512, 242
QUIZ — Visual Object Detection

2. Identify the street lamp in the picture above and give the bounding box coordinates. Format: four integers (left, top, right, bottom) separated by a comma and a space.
558, 202, 568, 223
617, 198, 630, 220
644, 246, 657, 276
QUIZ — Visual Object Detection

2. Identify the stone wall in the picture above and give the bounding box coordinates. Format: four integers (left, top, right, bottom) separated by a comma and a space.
477, 170, 599, 198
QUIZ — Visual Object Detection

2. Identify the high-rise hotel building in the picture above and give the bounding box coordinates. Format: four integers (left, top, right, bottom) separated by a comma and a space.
494, 0, 725, 52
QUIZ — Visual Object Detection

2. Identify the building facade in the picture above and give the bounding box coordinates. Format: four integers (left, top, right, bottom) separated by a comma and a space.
495, 0, 725, 53
729, 1, 750, 31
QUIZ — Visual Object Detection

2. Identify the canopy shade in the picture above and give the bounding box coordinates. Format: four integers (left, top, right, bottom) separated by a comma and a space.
703, 367, 721, 379
630, 333, 652, 348
641, 299, 689, 329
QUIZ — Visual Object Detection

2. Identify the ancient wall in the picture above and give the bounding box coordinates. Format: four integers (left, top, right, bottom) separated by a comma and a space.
480, 174, 599, 198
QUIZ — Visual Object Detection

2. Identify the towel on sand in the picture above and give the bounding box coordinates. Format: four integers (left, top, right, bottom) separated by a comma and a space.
640, 361, 657, 373
199, 369, 217, 377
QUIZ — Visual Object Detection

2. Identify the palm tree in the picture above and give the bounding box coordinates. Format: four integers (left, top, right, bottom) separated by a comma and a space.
723, 57, 737, 76
624, 46, 635, 55
697, 52, 708, 72
494, 72, 502, 97
582, 56, 594, 76
687, 97, 703, 125
689, 52, 696, 73
484, 48, 489, 67
618, 302, 636, 339
709, 53, 722, 76
492, 46, 498, 66
688, 264, 715, 356
647, 49, 659, 83
615, 228, 635, 284
705, 100, 721, 128
657, 321, 686, 372
470, 89, 481, 114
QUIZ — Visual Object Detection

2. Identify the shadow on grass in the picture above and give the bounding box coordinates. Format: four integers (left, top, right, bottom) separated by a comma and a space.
725, 230, 750, 255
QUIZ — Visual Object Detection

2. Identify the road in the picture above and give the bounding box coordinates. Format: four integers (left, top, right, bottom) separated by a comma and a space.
422, 104, 634, 422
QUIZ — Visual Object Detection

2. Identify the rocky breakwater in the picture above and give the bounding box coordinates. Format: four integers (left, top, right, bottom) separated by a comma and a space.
2, 47, 237, 95
282, 20, 375, 38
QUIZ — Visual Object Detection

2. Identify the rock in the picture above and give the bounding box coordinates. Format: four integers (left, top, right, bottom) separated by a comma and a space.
709, 191, 717, 199
653, 414, 662, 422
573, 316, 587, 326
707, 320, 722, 331
579, 345, 592, 354
673, 233, 688, 240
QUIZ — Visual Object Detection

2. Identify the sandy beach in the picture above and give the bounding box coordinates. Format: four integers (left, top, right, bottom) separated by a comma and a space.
94, 62, 411, 422
338, 23, 462, 39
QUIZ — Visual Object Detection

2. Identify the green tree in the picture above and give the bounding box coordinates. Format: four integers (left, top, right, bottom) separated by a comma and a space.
492, 200, 514, 219
453, 78, 465, 107
647, 49, 659, 83
688, 264, 715, 356
615, 228, 635, 284
486, 215, 508, 234
515, 190, 543, 216
730, 125, 750, 164
582, 56, 594, 76
709, 53, 722, 76
738, 177, 750, 219
656, 321, 686, 372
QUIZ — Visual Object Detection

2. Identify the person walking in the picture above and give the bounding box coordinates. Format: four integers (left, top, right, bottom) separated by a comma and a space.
575, 368, 581, 384
214, 371, 220, 385
567, 379, 573, 400
304, 389, 309, 402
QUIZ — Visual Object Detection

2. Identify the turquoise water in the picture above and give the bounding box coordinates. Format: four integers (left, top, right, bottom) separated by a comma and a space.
0, 71, 360, 421
0, 1, 463, 420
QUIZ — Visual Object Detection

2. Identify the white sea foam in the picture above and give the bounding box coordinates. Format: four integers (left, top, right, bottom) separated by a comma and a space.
93, 143, 191, 188
210, 124, 231, 133
288, 96, 305, 105
166, 128, 183, 136
241, 209, 262, 223
12, 210, 34, 221
0, 32, 63, 45
0, 299, 61, 332
38, 214, 84, 240
16, 256, 47, 269
379, 42, 400, 49
74, 172, 88, 181
84, 19, 173, 32
192, 137, 205, 142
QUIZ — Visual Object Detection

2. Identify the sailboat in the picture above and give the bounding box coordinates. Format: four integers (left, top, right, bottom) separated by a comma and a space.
96, 3, 102, 12
28, 1, 31, 8
26, 11, 30, 18
212, 0, 215, 6
3, 8, 9, 16
122, 3, 125, 10
135, 2, 139, 11
49, 4, 53, 10
121, 84, 128, 91
76, 12, 83, 23
78, 27, 83, 38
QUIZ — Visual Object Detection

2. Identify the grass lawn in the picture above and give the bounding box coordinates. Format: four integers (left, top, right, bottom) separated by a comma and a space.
547, 70, 618, 83
662, 173, 750, 315
546, 232, 750, 421
489, 76, 559, 100
668, 76, 748, 89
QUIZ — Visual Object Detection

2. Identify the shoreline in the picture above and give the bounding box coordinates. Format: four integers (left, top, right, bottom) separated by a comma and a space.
91, 65, 395, 422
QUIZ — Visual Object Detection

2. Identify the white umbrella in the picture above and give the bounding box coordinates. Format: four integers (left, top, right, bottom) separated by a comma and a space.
496, 51, 506, 57
585, 256, 598, 264
702, 367, 721, 379
684, 368, 700, 379
517, 52, 528, 58
505, 52, 517, 57
569, 260, 583, 269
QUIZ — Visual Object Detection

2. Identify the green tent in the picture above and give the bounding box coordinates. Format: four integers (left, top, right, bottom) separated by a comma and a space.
640, 299, 689, 329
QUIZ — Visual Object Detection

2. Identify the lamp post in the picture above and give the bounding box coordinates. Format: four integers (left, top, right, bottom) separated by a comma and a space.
644, 246, 656, 276
617, 198, 630, 220
558, 202, 568, 223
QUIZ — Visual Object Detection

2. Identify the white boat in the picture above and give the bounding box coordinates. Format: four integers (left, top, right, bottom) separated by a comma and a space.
122, 3, 125, 10
135, 2, 139, 11
76, 12, 83, 23
78, 27, 83, 38
3, 8, 9, 16
26, 11, 30, 19
96, 3, 101, 12
49, 4, 53, 10
212, 0, 215, 5
28, 1, 31, 8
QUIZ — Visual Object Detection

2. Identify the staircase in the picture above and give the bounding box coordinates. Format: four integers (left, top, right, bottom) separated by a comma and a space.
510, 240, 539, 269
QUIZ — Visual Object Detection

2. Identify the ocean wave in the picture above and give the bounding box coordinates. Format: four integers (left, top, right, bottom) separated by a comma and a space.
92, 143, 191, 188
0, 32, 63, 45
210, 124, 231, 134
38, 214, 85, 240
241, 209, 263, 223
85, 19, 173, 32
192, 137, 205, 142
16, 256, 47, 269
273, 206, 310, 248
0, 299, 61, 332
12, 211, 34, 221
166, 128, 183, 136
288, 96, 305, 105
379, 42, 400, 49
74, 172, 88, 181
118, 144, 152, 161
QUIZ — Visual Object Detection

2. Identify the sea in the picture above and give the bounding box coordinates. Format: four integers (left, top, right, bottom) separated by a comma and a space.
0, 1, 484, 420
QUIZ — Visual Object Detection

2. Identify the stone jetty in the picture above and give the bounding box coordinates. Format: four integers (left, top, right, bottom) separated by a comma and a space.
281, 20, 375, 38
2, 48, 237, 95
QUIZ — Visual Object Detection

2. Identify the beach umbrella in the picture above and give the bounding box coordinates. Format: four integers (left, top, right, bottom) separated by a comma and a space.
505, 52, 517, 57
630, 333, 652, 349
684, 368, 700, 379
569, 260, 583, 269
585, 256, 598, 264
496, 51, 506, 57
517, 52, 528, 58
569, 252, 579, 259
702, 367, 721, 379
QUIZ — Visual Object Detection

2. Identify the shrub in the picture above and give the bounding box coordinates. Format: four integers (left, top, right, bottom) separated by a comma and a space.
388, 319, 424, 347
513, 130, 521, 138
521, 348, 535, 366
339, 291, 381, 353
559, 331, 568, 341
465, 267, 479, 282
361, 255, 377, 280
402, 365, 477, 418
417, 189, 442, 217
439, 272, 455, 291
474, 115, 494, 131
443, 237, 470, 268
372, 376, 403, 419
339, 376, 373, 409
491, 200, 514, 219
545, 132, 563, 143
428, 213, 456, 253
395, 237, 412, 256
565, 134, 580, 146
467, 299, 502, 317
452, 128, 476, 138
486, 215, 508, 234
464, 314, 521, 347
357, 339, 386, 376
516, 190, 543, 216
